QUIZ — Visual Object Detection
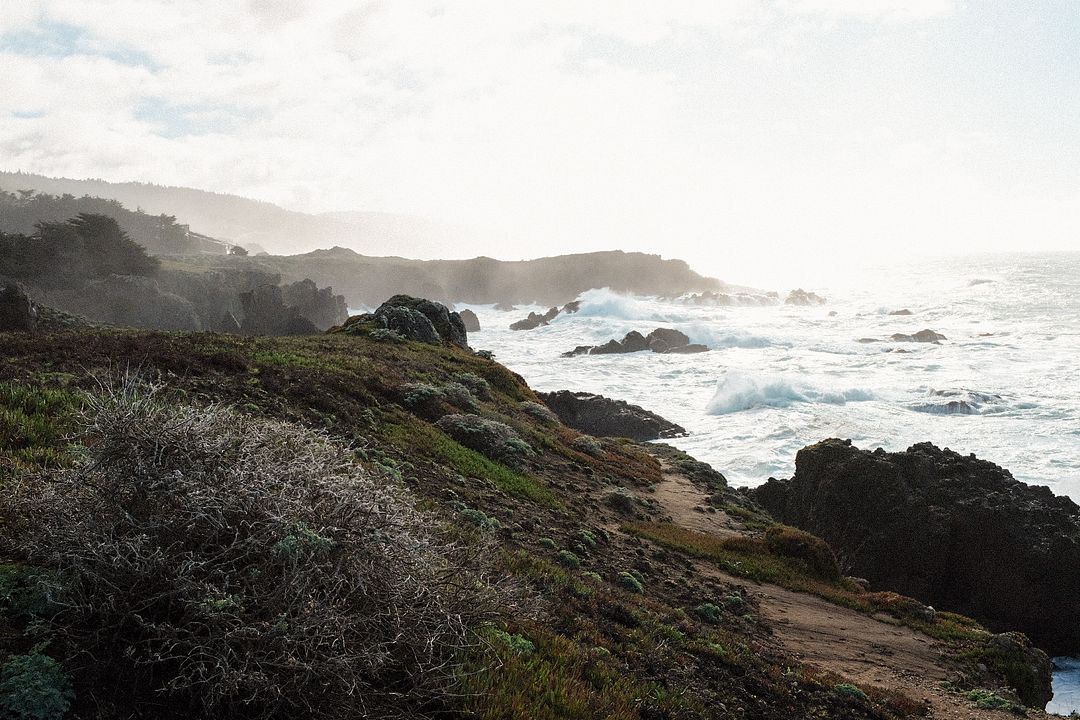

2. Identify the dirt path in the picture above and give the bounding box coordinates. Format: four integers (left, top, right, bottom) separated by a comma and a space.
649, 462, 741, 537
643, 459, 1061, 719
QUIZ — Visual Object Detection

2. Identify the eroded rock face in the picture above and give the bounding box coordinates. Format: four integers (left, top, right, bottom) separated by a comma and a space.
751, 439, 1080, 658
0, 279, 37, 332
537, 390, 687, 441
281, 278, 348, 330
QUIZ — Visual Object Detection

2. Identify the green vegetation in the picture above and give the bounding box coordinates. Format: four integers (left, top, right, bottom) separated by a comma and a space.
0, 649, 74, 720
0, 382, 81, 475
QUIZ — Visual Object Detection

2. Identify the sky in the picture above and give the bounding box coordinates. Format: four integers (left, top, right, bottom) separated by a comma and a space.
1, 0, 1078, 286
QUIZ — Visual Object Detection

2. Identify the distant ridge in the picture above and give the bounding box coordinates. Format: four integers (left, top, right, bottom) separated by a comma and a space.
0, 171, 470, 257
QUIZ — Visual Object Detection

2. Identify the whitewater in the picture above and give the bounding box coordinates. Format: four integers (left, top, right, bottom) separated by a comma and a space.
453, 250, 1080, 712
458, 251, 1079, 498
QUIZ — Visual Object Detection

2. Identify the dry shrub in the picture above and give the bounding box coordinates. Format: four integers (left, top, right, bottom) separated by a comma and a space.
1, 380, 508, 719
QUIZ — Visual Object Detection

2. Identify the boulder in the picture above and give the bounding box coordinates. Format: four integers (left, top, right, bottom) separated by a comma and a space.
380, 295, 469, 348
751, 438, 1080, 658
459, 308, 481, 332
493, 302, 517, 312
538, 390, 687, 441
334, 295, 469, 348
646, 328, 690, 353
0, 279, 37, 332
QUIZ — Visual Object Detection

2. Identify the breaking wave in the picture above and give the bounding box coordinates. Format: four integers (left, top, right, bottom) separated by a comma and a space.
706, 371, 874, 414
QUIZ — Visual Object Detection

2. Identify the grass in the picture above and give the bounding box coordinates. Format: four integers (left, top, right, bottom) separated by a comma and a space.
382, 415, 558, 507
0, 382, 81, 475
625, 522, 990, 645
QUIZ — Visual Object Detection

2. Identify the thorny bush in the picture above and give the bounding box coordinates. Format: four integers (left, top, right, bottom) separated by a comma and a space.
0, 378, 511, 719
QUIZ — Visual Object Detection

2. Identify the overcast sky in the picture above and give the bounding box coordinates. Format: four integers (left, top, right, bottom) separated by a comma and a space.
1, 1, 1078, 284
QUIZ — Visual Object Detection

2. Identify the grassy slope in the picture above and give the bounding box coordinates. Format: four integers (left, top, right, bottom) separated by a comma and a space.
0, 329, 1030, 719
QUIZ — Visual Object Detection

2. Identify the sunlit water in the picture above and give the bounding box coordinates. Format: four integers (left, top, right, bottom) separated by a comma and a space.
450, 251, 1080, 713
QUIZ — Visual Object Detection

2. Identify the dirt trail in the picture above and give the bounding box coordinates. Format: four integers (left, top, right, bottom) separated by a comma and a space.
643, 461, 1061, 720
649, 463, 741, 537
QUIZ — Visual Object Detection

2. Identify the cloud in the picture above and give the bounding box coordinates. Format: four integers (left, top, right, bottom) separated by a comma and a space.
0, 0, 1076, 287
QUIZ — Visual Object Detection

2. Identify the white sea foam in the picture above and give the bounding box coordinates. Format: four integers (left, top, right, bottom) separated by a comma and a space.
707, 372, 874, 414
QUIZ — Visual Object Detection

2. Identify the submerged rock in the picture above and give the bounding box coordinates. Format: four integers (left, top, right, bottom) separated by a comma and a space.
751, 438, 1080, 660
537, 390, 687, 441
889, 309, 914, 316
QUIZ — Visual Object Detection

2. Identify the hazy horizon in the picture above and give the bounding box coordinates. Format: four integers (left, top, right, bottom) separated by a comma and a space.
2, 1, 1078, 287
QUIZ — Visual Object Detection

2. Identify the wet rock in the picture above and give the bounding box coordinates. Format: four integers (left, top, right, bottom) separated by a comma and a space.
0, 279, 37, 333
493, 302, 517, 312
751, 438, 1080, 658
564, 327, 707, 357
538, 390, 687, 441
891, 329, 946, 343
459, 308, 481, 332
889, 309, 913, 316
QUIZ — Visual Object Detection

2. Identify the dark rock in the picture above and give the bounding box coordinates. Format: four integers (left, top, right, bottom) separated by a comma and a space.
0, 279, 37, 332
510, 306, 560, 331
646, 328, 690, 353
380, 294, 469, 348
889, 309, 913, 316
459, 308, 481, 332
620, 331, 649, 352
785, 288, 826, 306
751, 438, 1080, 660
568, 327, 705, 357
538, 390, 687, 442
664, 343, 709, 354
562, 300, 581, 314
334, 295, 469, 348
589, 339, 626, 355
891, 329, 946, 343
561, 345, 594, 358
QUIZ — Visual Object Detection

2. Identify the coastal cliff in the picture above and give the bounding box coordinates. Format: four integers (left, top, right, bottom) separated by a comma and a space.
752, 438, 1080, 659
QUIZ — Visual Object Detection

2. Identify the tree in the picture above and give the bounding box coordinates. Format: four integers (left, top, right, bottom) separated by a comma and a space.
228, 244, 249, 256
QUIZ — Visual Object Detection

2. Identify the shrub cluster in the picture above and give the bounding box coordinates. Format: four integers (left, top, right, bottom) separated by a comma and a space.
435, 414, 533, 465
1, 382, 508, 720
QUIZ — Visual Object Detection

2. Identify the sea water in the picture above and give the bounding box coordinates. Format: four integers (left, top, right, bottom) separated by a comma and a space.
451, 251, 1080, 712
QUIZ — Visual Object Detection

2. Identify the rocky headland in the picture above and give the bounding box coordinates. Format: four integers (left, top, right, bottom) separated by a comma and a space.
751, 438, 1080, 658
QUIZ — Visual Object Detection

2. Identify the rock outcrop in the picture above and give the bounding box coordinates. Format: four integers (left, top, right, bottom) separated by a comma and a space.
239, 285, 320, 336
0, 279, 37, 332
751, 438, 1080, 657
334, 295, 469, 348
537, 390, 687, 441
785, 289, 826, 306
281, 278, 349, 330
509, 300, 580, 331
459, 309, 481, 333
562, 328, 708, 357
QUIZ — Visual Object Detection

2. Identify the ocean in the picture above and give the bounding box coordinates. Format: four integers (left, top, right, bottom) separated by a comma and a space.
452, 250, 1080, 712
